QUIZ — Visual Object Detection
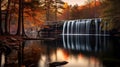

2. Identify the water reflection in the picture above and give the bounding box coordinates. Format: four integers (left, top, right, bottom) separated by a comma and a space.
1, 36, 120, 67
62, 35, 109, 52
24, 38, 104, 67
53, 48, 103, 67
38, 47, 103, 67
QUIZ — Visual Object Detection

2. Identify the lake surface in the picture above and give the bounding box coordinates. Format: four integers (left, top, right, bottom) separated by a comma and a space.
1, 35, 120, 67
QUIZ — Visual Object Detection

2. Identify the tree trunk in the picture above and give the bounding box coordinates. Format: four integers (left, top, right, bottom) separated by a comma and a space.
16, 0, 22, 35
21, 0, 27, 37
4, 0, 11, 35
0, 0, 3, 35
8, 13, 12, 34
45, 0, 50, 22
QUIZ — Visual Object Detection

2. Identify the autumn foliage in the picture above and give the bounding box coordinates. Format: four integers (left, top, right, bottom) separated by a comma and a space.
59, 1, 101, 20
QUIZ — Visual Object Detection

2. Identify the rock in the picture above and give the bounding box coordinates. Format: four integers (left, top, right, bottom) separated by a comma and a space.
49, 61, 68, 67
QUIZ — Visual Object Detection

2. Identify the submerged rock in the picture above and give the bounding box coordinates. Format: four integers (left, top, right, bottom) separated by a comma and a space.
49, 61, 68, 67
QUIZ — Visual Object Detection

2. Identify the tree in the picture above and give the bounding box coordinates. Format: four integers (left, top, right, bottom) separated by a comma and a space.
59, 1, 101, 20
0, 0, 18, 35
16, 0, 42, 36
58, 3, 71, 20
16, 0, 22, 35
0, 0, 52, 36
101, 0, 120, 31
39, 0, 64, 22
70, 5, 80, 19
4, 0, 11, 34
21, 0, 26, 37
54, 0, 65, 21
0, 0, 3, 35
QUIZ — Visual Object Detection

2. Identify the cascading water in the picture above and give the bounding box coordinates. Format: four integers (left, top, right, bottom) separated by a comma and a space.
86, 19, 91, 51
95, 19, 98, 51
70, 21, 75, 49
62, 18, 109, 52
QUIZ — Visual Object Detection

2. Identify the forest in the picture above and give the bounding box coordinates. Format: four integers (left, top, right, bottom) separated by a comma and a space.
0, 0, 120, 36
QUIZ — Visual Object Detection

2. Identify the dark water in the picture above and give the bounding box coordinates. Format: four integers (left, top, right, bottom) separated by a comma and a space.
1, 36, 120, 67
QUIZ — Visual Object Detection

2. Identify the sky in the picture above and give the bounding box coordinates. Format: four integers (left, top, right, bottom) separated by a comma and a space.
63, 0, 88, 6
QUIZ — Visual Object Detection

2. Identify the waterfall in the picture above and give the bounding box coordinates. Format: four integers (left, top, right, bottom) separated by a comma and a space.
95, 19, 98, 51
86, 19, 91, 51
62, 18, 109, 52
75, 20, 79, 50
71, 21, 75, 49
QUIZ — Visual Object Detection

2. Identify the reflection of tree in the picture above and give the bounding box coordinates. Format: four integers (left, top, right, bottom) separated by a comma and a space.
23, 44, 41, 67
4, 43, 42, 67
